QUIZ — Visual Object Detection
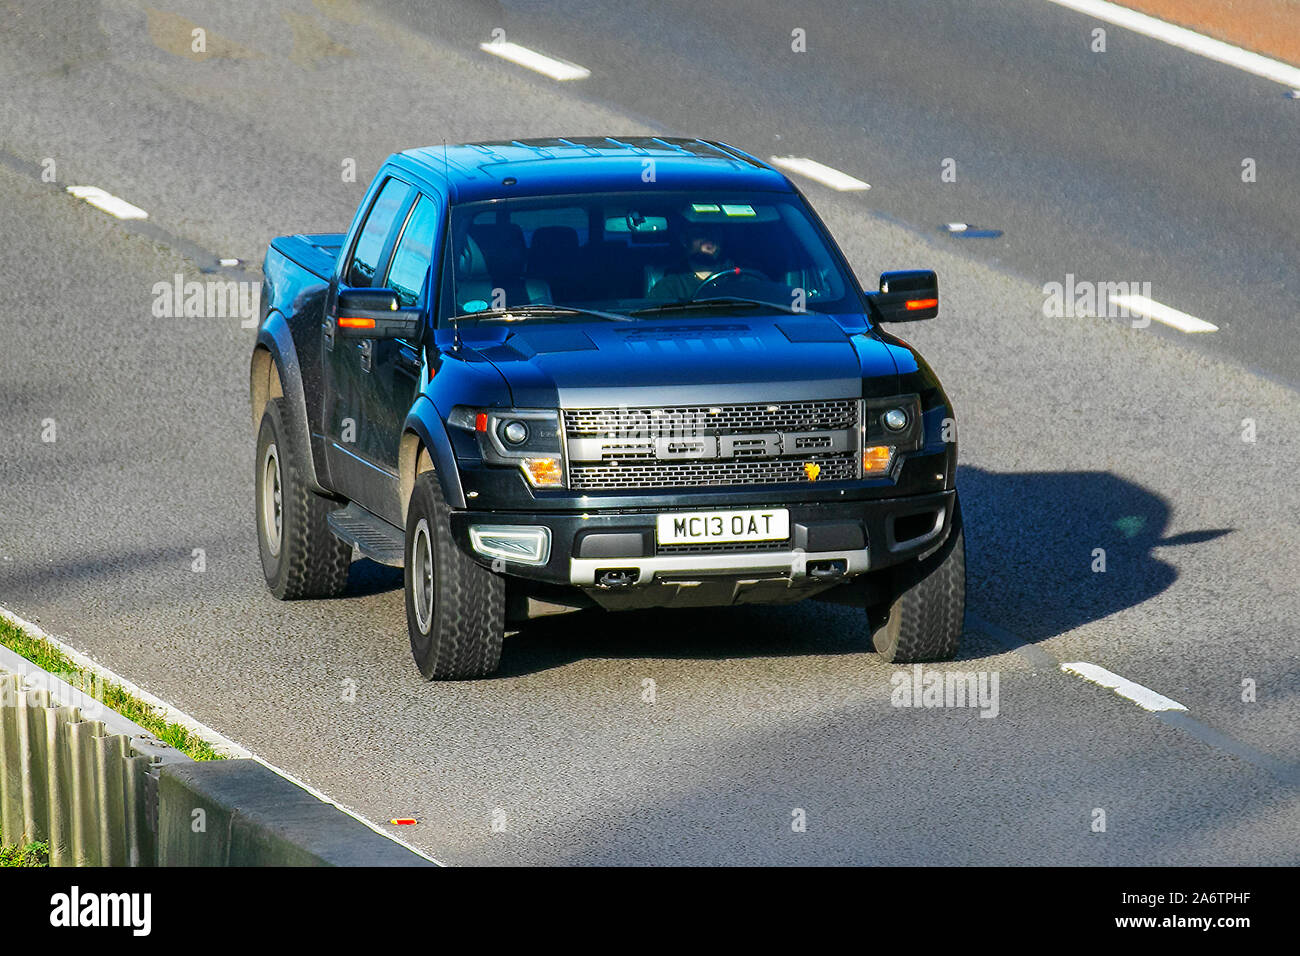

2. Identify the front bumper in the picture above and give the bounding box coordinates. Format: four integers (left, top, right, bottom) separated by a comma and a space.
447, 489, 956, 592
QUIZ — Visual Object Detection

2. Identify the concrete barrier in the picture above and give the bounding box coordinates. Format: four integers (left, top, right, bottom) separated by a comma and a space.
158, 760, 432, 866
0, 644, 433, 867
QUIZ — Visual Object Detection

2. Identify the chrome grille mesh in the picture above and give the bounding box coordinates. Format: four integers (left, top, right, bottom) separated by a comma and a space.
564, 399, 858, 437
564, 399, 860, 491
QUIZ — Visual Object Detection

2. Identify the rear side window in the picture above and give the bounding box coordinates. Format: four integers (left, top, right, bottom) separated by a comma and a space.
346, 178, 412, 287
385, 195, 440, 307
502, 205, 588, 245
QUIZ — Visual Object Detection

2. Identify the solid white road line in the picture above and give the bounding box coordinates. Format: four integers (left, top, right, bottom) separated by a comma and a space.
0, 604, 443, 865
1044, 0, 1300, 90
1061, 661, 1188, 712
65, 185, 148, 220
769, 156, 871, 191
478, 40, 590, 81
1109, 293, 1219, 333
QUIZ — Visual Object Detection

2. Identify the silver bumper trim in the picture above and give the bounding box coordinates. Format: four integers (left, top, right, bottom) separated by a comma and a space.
569, 548, 870, 586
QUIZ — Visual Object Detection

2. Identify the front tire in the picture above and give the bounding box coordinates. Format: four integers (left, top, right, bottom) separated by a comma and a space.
404, 471, 505, 679
868, 496, 966, 662
255, 398, 351, 600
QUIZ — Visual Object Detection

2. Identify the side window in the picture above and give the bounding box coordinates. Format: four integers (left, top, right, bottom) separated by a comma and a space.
384, 194, 439, 307
345, 178, 412, 288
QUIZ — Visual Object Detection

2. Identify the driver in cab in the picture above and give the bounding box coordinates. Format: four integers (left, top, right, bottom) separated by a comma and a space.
648, 224, 738, 301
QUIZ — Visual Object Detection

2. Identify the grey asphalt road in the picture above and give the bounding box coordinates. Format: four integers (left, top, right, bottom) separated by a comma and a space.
0, 0, 1297, 865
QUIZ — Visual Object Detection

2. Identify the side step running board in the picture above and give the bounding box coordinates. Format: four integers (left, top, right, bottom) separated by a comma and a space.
327, 503, 405, 567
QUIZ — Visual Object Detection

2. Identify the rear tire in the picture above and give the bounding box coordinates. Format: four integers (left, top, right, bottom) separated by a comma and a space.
404, 471, 505, 679
868, 496, 966, 662
255, 398, 352, 600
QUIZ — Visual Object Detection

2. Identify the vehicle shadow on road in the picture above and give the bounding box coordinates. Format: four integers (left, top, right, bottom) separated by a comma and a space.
958, 465, 1231, 646
499, 465, 1232, 676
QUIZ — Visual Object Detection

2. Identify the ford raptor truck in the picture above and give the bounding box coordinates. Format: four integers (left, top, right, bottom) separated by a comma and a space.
249, 137, 964, 679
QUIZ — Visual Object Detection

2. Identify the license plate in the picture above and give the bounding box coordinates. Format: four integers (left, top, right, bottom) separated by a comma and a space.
656, 508, 790, 545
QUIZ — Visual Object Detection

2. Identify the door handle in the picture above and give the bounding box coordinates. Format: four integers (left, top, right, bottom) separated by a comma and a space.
323, 318, 335, 350
357, 337, 373, 372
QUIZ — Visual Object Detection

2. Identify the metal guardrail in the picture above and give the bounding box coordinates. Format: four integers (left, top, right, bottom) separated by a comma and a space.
0, 644, 435, 867
0, 664, 188, 866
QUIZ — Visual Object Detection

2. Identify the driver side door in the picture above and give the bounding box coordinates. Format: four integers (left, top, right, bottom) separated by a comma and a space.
323, 176, 413, 519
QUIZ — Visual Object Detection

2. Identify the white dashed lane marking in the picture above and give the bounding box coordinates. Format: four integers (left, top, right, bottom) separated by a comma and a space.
1109, 293, 1219, 333
1061, 661, 1188, 712
1044, 0, 1300, 90
769, 156, 870, 191
478, 40, 591, 81
65, 185, 148, 220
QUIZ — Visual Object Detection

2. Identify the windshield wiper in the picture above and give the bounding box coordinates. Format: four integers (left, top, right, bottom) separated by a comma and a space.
450, 305, 632, 323
629, 296, 800, 316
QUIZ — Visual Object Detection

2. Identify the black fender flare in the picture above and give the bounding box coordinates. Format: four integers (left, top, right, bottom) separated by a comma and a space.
400, 395, 466, 518
250, 311, 330, 495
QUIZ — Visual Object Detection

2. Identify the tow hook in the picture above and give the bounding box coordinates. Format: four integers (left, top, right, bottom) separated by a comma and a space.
597, 568, 640, 588
807, 559, 848, 581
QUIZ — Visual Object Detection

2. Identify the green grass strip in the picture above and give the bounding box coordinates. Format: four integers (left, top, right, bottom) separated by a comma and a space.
0, 821, 48, 867
0, 616, 224, 762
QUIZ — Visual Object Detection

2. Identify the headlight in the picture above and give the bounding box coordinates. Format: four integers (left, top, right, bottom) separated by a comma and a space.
862, 395, 922, 476
882, 408, 909, 432
450, 407, 566, 488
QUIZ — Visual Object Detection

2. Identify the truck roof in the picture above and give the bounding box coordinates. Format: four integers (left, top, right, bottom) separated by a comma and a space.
395, 137, 794, 203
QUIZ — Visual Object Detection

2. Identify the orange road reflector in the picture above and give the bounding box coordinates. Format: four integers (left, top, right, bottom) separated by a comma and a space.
390, 818, 418, 826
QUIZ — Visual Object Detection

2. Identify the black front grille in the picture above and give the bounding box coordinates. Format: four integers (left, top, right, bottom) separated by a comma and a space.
655, 538, 792, 555
563, 399, 860, 491
563, 399, 858, 438
569, 455, 858, 490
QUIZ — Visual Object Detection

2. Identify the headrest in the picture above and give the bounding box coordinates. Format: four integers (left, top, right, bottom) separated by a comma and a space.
456, 233, 489, 279
468, 223, 527, 276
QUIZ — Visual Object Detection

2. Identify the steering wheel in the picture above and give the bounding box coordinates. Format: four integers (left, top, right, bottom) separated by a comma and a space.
692, 267, 769, 298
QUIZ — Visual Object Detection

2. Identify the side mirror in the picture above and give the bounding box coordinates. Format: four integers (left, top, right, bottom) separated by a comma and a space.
335, 287, 422, 339
871, 270, 938, 322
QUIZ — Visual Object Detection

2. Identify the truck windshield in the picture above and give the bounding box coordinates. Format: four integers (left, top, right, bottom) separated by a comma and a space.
442, 191, 863, 323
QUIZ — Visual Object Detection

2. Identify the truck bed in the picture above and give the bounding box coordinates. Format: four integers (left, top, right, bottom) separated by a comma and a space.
269, 233, 345, 281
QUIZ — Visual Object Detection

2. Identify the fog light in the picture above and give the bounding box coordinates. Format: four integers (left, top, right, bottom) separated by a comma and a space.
503, 420, 529, 444
863, 445, 895, 475
469, 526, 551, 565
520, 456, 563, 487
882, 408, 909, 431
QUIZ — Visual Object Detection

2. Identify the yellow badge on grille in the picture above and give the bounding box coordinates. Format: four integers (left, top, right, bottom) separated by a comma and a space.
804, 462, 821, 481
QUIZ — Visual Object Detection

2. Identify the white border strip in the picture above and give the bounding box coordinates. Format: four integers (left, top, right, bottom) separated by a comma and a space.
769, 156, 871, 191
0, 604, 443, 865
1062, 661, 1188, 712
1110, 293, 1219, 333
65, 185, 149, 220
0, 605, 249, 758
478, 40, 590, 81
1044, 0, 1300, 89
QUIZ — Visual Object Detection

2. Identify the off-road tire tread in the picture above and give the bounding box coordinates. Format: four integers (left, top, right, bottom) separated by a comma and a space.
257, 398, 351, 600
405, 472, 505, 679
869, 497, 966, 662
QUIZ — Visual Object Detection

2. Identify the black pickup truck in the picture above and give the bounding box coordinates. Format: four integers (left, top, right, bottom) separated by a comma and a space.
250, 137, 963, 679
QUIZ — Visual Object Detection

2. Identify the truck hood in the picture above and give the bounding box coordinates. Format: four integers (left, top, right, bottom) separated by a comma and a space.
470, 314, 900, 407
